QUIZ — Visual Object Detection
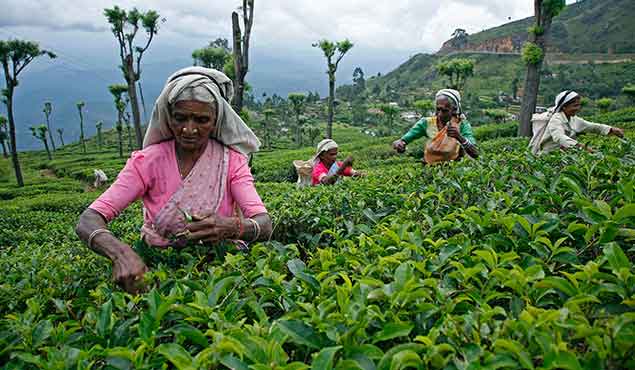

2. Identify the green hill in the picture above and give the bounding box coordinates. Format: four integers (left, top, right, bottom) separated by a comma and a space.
447, 0, 635, 54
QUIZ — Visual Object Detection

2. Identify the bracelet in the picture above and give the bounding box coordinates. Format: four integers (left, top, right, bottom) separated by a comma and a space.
88, 228, 113, 249
459, 138, 469, 147
247, 218, 260, 242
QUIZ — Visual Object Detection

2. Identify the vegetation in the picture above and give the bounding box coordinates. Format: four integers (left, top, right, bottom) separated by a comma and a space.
1, 111, 634, 368
104, 6, 161, 149
313, 39, 354, 139
0, 39, 56, 186
436, 58, 475, 91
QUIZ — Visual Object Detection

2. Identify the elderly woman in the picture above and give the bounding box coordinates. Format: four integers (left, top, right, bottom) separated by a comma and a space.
529, 90, 625, 155
75, 67, 272, 293
312, 139, 364, 185
392, 89, 478, 162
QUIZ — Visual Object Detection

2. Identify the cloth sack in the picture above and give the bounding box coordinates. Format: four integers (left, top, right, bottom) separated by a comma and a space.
424, 122, 460, 164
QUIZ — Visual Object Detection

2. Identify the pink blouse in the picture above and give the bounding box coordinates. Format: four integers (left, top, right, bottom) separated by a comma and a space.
89, 140, 267, 224
311, 160, 353, 186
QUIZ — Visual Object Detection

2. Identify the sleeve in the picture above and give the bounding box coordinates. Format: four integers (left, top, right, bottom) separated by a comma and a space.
229, 152, 268, 218
575, 117, 612, 135
460, 121, 477, 145
546, 116, 578, 148
312, 163, 328, 186
401, 118, 429, 144
88, 151, 147, 222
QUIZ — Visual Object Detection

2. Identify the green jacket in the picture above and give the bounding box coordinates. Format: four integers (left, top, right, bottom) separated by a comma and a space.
401, 117, 477, 145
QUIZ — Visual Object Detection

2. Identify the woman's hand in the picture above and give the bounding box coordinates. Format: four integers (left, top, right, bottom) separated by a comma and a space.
185, 212, 239, 243
112, 247, 148, 294
392, 139, 407, 153
341, 155, 354, 169
609, 127, 625, 138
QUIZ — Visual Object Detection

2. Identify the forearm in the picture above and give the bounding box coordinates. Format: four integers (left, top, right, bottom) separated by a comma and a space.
239, 213, 272, 242
75, 208, 130, 261
401, 119, 427, 144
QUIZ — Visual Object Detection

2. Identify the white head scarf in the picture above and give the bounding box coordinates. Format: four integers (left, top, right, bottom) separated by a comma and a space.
435, 88, 463, 114
143, 66, 260, 156
553, 90, 580, 113
312, 139, 338, 164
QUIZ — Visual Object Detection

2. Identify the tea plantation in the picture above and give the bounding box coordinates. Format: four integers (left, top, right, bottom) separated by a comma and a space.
1, 112, 634, 369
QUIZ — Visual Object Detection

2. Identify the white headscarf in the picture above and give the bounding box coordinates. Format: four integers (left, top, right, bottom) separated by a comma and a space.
552, 90, 580, 113
435, 88, 463, 114
143, 66, 260, 156
312, 139, 338, 164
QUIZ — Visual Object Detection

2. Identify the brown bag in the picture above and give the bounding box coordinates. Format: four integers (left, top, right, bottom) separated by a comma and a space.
424, 121, 460, 165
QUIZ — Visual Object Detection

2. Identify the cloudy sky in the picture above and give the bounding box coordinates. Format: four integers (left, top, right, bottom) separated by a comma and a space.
0, 1, 576, 69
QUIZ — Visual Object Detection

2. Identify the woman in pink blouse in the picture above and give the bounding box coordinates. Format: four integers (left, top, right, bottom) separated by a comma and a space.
311, 139, 364, 185
75, 67, 271, 294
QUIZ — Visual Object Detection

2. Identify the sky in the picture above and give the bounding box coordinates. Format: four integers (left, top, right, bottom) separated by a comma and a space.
0, 1, 576, 69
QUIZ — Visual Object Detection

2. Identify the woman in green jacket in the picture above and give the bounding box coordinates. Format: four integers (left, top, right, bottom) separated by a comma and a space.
392, 89, 479, 161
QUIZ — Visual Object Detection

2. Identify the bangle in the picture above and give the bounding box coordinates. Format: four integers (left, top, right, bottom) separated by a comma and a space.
234, 217, 243, 239
88, 228, 113, 249
247, 218, 260, 242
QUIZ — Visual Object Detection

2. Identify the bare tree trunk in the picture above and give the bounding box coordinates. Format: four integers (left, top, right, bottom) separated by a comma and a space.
126, 57, 143, 149
6, 91, 24, 187
232, 11, 244, 113
1, 141, 7, 158
58, 132, 65, 146
78, 108, 86, 153
45, 114, 56, 151
327, 74, 335, 139
127, 123, 133, 152
518, 1, 553, 137
231, 1, 254, 114
43, 136, 51, 160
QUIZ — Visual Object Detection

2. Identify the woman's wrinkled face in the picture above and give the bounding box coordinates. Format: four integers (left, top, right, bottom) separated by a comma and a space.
562, 97, 582, 117
320, 148, 338, 166
169, 100, 217, 152
435, 97, 455, 124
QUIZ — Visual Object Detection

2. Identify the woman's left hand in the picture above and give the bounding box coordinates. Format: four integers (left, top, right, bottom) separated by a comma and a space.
185, 212, 238, 243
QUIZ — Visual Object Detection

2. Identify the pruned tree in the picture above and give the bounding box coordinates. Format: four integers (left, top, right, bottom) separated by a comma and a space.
96, 120, 104, 150
352, 67, 366, 99
104, 6, 161, 149
622, 84, 635, 105
0, 115, 8, 158
57, 128, 65, 146
596, 98, 614, 113
313, 39, 354, 139
108, 84, 128, 158
0, 39, 56, 186
192, 43, 230, 70
436, 58, 474, 91
518, 0, 566, 137
379, 103, 399, 131
76, 101, 87, 153
262, 108, 274, 149
30, 124, 51, 160
42, 101, 56, 151
231, 0, 255, 113
288, 93, 306, 147
413, 99, 434, 118
484, 108, 508, 123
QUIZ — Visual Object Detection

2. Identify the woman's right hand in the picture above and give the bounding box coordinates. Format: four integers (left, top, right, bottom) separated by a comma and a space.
342, 155, 354, 168
392, 139, 407, 153
112, 247, 148, 294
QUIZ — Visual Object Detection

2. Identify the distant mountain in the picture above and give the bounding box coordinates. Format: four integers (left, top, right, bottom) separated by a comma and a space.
439, 0, 635, 55
350, 0, 635, 116
3, 47, 407, 150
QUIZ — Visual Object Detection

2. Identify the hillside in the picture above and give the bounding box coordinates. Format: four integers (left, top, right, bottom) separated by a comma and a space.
440, 0, 635, 55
